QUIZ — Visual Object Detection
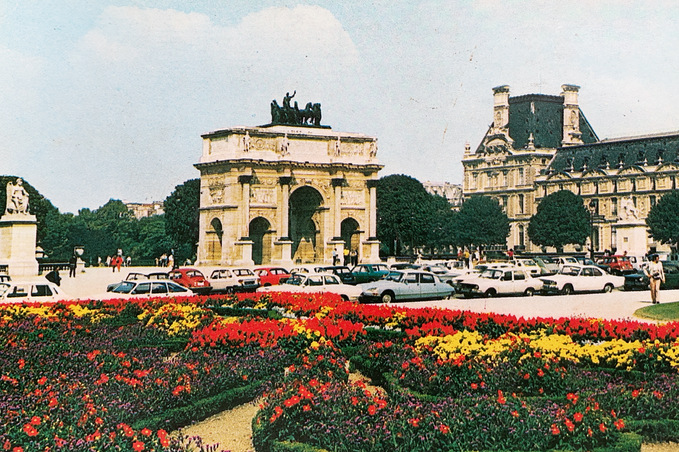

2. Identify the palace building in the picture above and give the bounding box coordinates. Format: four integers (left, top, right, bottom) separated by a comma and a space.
194, 97, 382, 267
463, 84, 677, 256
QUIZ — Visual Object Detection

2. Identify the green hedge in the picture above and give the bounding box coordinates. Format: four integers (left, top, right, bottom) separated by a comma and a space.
132, 382, 261, 432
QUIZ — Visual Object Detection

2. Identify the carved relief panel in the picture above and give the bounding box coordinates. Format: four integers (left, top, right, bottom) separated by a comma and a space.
341, 189, 364, 207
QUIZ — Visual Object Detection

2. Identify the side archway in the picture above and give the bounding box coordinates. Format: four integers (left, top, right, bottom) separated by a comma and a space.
289, 186, 324, 263
341, 217, 361, 256
249, 217, 273, 265
206, 218, 223, 262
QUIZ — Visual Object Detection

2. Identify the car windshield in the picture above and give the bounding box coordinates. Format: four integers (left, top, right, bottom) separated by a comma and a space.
112, 281, 135, 294
283, 276, 304, 286
385, 271, 404, 282
480, 269, 502, 279
560, 266, 581, 276
518, 259, 537, 266
234, 269, 254, 276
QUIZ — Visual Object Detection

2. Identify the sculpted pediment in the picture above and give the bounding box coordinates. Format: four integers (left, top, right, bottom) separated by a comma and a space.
546, 172, 573, 181
582, 169, 607, 178
657, 162, 679, 172
617, 166, 646, 176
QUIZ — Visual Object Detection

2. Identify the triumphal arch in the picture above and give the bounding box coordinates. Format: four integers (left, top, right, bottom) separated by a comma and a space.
195, 94, 383, 267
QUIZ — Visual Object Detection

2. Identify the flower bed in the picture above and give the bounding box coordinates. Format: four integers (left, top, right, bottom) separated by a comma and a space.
1, 293, 678, 451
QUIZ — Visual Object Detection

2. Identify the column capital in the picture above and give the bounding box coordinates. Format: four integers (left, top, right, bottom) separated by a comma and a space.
279, 176, 293, 185
331, 177, 346, 187
238, 175, 254, 184
366, 179, 379, 188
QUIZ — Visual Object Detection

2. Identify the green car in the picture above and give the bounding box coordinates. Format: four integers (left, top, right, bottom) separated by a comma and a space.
350, 263, 390, 284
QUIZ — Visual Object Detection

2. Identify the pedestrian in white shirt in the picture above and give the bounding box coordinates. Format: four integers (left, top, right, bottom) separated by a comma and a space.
644, 254, 665, 304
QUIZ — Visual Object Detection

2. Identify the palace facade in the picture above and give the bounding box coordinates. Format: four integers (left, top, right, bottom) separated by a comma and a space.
463, 84, 677, 255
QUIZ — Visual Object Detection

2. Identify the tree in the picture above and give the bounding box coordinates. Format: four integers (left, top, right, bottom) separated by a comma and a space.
528, 190, 590, 250
454, 196, 509, 248
424, 194, 457, 254
376, 175, 436, 255
164, 179, 200, 262
646, 190, 679, 247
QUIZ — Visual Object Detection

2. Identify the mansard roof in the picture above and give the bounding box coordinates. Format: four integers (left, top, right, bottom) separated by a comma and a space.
507, 94, 599, 149
546, 131, 679, 174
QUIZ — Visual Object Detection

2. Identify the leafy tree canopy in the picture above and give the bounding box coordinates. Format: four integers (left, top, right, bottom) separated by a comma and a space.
528, 190, 591, 249
164, 178, 200, 262
646, 190, 679, 246
455, 196, 509, 247
0, 175, 59, 244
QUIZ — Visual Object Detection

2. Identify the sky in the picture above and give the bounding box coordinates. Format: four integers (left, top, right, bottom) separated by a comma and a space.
2, 1, 679, 214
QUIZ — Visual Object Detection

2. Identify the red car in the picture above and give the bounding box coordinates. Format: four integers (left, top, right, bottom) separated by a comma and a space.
596, 255, 634, 275
168, 268, 212, 294
253, 267, 291, 286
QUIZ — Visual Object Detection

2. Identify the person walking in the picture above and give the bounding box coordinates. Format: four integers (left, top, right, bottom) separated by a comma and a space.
68, 253, 77, 278
644, 254, 665, 304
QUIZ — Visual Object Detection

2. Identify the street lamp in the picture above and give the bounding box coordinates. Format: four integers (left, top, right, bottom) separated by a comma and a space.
588, 200, 598, 261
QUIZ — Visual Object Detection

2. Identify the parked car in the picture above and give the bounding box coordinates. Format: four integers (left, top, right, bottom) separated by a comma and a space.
288, 264, 327, 275
457, 268, 543, 298
539, 264, 624, 295
532, 256, 559, 274
256, 272, 362, 301
597, 255, 634, 275
0, 280, 67, 303
512, 257, 542, 276
626, 255, 649, 271
419, 264, 460, 285
575, 256, 598, 266
451, 262, 515, 291
389, 263, 421, 271
358, 270, 454, 303
168, 268, 212, 294
100, 280, 193, 299
350, 263, 390, 284
624, 261, 679, 291
254, 267, 291, 286
107, 271, 169, 291
208, 268, 260, 293
319, 266, 356, 285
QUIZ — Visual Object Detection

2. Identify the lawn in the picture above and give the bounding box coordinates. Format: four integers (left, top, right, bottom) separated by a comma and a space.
2, 293, 679, 451
635, 301, 679, 322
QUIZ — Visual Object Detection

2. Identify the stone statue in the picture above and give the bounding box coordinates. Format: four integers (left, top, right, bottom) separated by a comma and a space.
280, 134, 290, 156
369, 139, 378, 158
242, 131, 251, 152
270, 93, 322, 127
619, 197, 639, 221
5, 178, 29, 215
334, 136, 341, 156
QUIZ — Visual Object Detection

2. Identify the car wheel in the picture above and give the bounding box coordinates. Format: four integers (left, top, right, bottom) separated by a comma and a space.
484, 288, 496, 298
463, 293, 473, 299
524, 288, 535, 297
380, 291, 395, 303
340, 295, 349, 301
603, 284, 614, 293
562, 285, 573, 295
264, 283, 272, 287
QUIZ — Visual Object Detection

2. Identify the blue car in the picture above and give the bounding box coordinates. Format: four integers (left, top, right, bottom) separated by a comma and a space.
358, 270, 454, 303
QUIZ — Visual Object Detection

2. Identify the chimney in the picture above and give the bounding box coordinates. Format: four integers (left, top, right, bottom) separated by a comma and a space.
562, 84, 583, 146
492, 85, 510, 132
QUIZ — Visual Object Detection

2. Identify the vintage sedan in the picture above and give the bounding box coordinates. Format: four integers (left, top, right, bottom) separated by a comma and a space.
358, 270, 454, 303
208, 268, 260, 293
168, 268, 212, 294
256, 272, 362, 301
457, 268, 543, 298
96, 280, 194, 300
350, 263, 390, 284
624, 261, 679, 291
0, 280, 67, 303
540, 264, 624, 295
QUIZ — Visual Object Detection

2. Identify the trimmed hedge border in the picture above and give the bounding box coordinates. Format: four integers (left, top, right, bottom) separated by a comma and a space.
131, 381, 262, 432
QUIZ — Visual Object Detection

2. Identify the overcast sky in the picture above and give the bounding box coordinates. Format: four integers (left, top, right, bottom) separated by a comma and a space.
2, 1, 679, 213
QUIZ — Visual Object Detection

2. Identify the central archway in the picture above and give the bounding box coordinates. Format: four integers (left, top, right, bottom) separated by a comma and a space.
289, 186, 324, 263
250, 217, 273, 265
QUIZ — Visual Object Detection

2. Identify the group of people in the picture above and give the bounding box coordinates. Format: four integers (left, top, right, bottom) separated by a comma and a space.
331, 248, 359, 267
156, 253, 176, 268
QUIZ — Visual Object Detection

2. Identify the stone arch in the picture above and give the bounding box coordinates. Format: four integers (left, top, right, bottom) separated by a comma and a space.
289, 186, 324, 263
206, 218, 223, 262
249, 216, 273, 265
341, 217, 361, 255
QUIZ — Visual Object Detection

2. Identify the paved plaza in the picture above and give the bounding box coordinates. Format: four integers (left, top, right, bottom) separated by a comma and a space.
54, 266, 677, 323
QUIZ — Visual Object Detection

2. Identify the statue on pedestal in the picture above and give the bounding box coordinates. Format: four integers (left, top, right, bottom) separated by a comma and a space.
619, 197, 639, 221
270, 92, 322, 126
5, 178, 29, 215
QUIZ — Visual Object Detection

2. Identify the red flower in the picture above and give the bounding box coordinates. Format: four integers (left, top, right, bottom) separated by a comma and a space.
140, 428, 152, 437
573, 412, 583, 422
550, 424, 560, 435
37, 377, 47, 385
497, 390, 506, 405
368, 405, 377, 415
537, 369, 544, 377
132, 440, 145, 451
614, 419, 625, 430
511, 410, 519, 418
29, 416, 41, 426
438, 424, 450, 434
470, 383, 478, 390
22, 424, 38, 437
599, 423, 607, 433
303, 405, 311, 411
631, 389, 640, 398
48, 398, 58, 408
408, 418, 420, 427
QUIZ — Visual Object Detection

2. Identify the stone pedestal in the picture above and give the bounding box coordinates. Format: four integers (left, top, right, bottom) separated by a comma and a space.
363, 238, 382, 264
273, 239, 294, 267
0, 214, 39, 278
614, 221, 648, 256
234, 239, 254, 266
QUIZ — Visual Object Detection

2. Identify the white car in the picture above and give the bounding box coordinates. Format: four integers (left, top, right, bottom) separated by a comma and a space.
539, 264, 624, 295
208, 268, 260, 293
452, 262, 515, 289
512, 257, 542, 276
457, 268, 543, 298
0, 280, 67, 303
98, 280, 194, 299
256, 272, 362, 301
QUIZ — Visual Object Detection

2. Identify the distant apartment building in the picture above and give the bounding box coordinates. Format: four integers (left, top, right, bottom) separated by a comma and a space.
125, 201, 164, 219
423, 181, 463, 210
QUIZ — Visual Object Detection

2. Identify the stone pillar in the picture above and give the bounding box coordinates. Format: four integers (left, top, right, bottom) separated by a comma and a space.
363, 179, 381, 262
275, 175, 293, 266
235, 174, 254, 266
331, 177, 345, 240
